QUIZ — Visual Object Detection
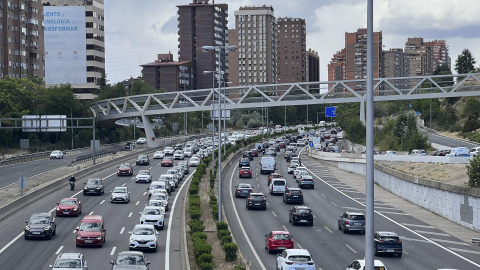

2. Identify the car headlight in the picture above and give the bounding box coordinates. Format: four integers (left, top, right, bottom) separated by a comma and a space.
140, 215, 145, 220
56, 207, 60, 211
25, 226, 31, 231
84, 187, 88, 190
76, 235, 82, 239
44, 226, 51, 231
96, 187, 100, 190
73, 207, 77, 211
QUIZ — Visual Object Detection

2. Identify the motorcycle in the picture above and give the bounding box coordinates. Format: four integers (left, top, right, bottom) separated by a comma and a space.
70, 181, 75, 191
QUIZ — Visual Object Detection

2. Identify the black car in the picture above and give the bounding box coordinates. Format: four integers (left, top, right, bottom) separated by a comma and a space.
24, 212, 56, 240
289, 205, 313, 226
238, 158, 250, 168
242, 151, 254, 160
374, 231, 403, 257
246, 192, 267, 210
125, 142, 135, 150
136, 155, 150, 166
283, 187, 304, 204
83, 178, 105, 195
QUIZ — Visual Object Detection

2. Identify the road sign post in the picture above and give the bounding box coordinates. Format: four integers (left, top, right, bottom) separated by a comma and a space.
19, 176, 25, 196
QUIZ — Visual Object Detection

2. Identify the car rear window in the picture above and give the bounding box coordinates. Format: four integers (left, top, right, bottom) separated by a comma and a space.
350, 215, 365, 220
273, 180, 285, 186
297, 209, 311, 214
273, 234, 291, 240
288, 255, 311, 262
290, 190, 301, 195
380, 236, 399, 242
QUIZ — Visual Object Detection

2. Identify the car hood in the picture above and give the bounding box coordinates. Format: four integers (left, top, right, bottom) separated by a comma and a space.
112, 192, 128, 197
118, 168, 131, 171
27, 223, 51, 230
113, 266, 147, 270
77, 231, 101, 237
136, 175, 151, 179
131, 234, 156, 242
57, 205, 78, 210
141, 214, 163, 220
85, 184, 100, 188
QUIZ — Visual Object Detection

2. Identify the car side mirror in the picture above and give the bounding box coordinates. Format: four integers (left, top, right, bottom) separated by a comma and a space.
277, 253, 281, 257
56, 202, 59, 205
128, 192, 131, 194
103, 229, 106, 232
75, 227, 79, 231
110, 191, 113, 193
146, 261, 150, 266
156, 232, 159, 235
110, 261, 114, 265
49, 265, 53, 268
264, 234, 267, 237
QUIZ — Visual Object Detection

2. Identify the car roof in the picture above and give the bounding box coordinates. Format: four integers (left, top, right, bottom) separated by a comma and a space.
354, 259, 386, 267
117, 251, 145, 256
346, 211, 364, 215
287, 187, 302, 191
81, 215, 103, 223
240, 167, 251, 170
271, 230, 290, 235
144, 205, 161, 210
295, 205, 310, 209
285, 249, 311, 256
133, 224, 155, 229
376, 231, 399, 237
31, 212, 51, 217
60, 198, 77, 201
58, 253, 83, 259
249, 192, 264, 196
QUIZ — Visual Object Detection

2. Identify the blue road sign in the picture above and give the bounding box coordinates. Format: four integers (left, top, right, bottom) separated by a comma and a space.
326, 107, 337, 117
309, 142, 314, 148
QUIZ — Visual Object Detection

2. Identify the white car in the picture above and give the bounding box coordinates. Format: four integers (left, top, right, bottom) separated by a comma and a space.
139, 206, 164, 230
153, 151, 165, 159
150, 191, 169, 212
346, 259, 387, 270
293, 167, 308, 179
135, 170, 152, 183
276, 249, 315, 270
174, 150, 185, 160
148, 200, 166, 214
295, 171, 310, 183
164, 147, 175, 155
49, 253, 87, 270
288, 164, 298, 174
50, 150, 64, 159
110, 186, 130, 203
183, 147, 193, 157
136, 137, 147, 144
129, 224, 158, 252
188, 157, 201, 167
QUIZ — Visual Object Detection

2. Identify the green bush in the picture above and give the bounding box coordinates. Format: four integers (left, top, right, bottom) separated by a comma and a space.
221, 235, 232, 245
233, 264, 247, 270
189, 206, 201, 220
211, 208, 218, 221
467, 155, 480, 187
223, 242, 238, 261
193, 240, 212, 261
191, 232, 208, 242
189, 219, 205, 233
189, 195, 200, 208
198, 262, 215, 270
216, 221, 228, 231
197, 253, 214, 264
189, 185, 199, 195
217, 229, 231, 239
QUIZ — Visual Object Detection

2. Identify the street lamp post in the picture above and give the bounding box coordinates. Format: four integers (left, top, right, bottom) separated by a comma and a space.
203, 70, 216, 174
202, 45, 237, 222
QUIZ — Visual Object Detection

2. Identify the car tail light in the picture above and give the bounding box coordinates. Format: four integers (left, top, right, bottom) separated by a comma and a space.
307, 262, 314, 265
396, 240, 402, 244
248, 189, 253, 192
237, 189, 241, 192
345, 221, 349, 225
286, 262, 293, 265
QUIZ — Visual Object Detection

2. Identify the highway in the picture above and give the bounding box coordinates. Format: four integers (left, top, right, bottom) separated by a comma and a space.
0, 150, 190, 270
222, 145, 480, 270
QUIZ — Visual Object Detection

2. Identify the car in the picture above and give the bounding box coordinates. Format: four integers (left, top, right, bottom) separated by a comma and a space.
147, 200, 166, 213
140, 206, 164, 230
293, 166, 307, 179
56, 198, 82, 217
265, 231, 294, 254
276, 249, 315, 270
50, 150, 64, 159
178, 160, 190, 174
49, 253, 88, 270
295, 171, 310, 182
374, 231, 403, 257
246, 192, 267, 210
136, 155, 150, 165
250, 149, 259, 157
118, 163, 134, 176
110, 251, 150, 270
298, 175, 315, 189
338, 211, 366, 234
174, 143, 184, 150
129, 224, 159, 252
125, 142, 135, 150
24, 212, 56, 240
243, 151, 254, 160
346, 259, 387, 270
174, 150, 185, 160
268, 172, 283, 186
287, 163, 298, 174
289, 205, 313, 226
290, 157, 301, 165
283, 187, 304, 204
164, 146, 175, 155
157, 176, 174, 194
286, 145, 296, 152
111, 186, 131, 203
188, 156, 201, 167
269, 178, 287, 195
136, 170, 152, 183
136, 137, 147, 144
410, 149, 426, 156
153, 150, 165, 159
239, 167, 252, 178
166, 169, 181, 187
183, 147, 193, 157
239, 158, 250, 168
469, 146, 480, 157
235, 183, 254, 198
161, 157, 174, 167
75, 215, 106, 247
150, 192, 169, 212
83, 178, 104, 195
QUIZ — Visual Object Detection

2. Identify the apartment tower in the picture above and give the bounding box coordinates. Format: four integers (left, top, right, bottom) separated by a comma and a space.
277, 17, 306, 83
306, 49, 320, 82
229, 5, 277, 86
425, 39, 451, 72
383, 48, 410, 89
0, 0, 44, 79
345, 28, 383, 80
404, 37, 433, 76
177, 0, 229, 90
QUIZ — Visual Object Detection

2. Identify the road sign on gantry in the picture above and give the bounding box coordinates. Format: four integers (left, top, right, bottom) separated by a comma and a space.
325, 107, 337, 117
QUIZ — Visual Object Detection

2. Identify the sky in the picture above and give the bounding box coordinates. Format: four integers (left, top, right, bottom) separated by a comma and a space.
104, 0, 480, 84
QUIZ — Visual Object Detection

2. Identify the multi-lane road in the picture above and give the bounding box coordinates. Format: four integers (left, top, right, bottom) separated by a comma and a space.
222, 146, 480, 270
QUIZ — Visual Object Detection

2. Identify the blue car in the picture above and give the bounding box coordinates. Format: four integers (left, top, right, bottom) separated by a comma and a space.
239, 158, 250, 168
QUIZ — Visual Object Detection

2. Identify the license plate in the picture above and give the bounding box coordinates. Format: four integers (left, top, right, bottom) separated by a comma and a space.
63, 211, 69, 214
278, 247, 286, 249
386, 249, 394, 252
255, 203, 260, 205
293, 196, 298, 197
84, 240, 93, 243
32, 232, 40, 235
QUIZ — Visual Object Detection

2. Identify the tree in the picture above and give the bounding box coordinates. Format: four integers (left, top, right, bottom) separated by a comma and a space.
466, 155, 480, 187
461, 97, 480, 132
455, 49, 476, 74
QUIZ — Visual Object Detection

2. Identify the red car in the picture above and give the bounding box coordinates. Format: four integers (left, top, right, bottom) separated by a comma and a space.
250, 149, 259, 157
265, 231, 294, 254
239, 167, 252, 178
279, 141, 286, 148
117, 163, 133, 176
161, 157, 174, 167
76, 215, 106, 247
56, 198, 82, 217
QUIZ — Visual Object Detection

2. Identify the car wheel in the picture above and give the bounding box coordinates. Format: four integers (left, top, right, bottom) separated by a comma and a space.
398, 252, 402, 258
282, 196, 285, 202
338, 223, 342, 230
309, 221, 313, 226
46, 233, 51, 240
53, 228, 56, 236
263, 206, 267, 210
160, 225, 164, 230
374, 246, 379, 256
83, 192, 86, 196
153, 247, 157, 252
24, 234, 29, 240
342, 226, 347, 234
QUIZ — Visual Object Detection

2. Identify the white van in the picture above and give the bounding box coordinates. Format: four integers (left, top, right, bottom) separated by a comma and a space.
260, 156, 276, 174
447, 147, 469, 157
269, 178, 287, 195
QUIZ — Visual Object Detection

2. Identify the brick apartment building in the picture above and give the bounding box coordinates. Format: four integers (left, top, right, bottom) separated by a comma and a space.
277, 17, 306, 84
141, 53, 193, 92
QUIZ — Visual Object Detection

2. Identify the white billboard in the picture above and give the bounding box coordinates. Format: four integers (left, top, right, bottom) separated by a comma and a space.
44, 6, 87, 85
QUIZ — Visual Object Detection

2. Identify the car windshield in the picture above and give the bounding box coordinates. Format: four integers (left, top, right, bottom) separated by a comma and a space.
87, 180, 100, 185
290, 190, 301, 195
113, 188, 127, 193
143, 208, 161, 215
29, 216, 50, 224
54, 258, 81, 268
238, 184, 251, 189
151, 194, 166, 201
273, 234, 291, 240
119, 165, 130, 169
138, 171, 150, 175
251, 195, 264, 198
52, 151, 60, 155
288, 255, 311, 262
380, 236, 399, 242
116, 254, 145, 266
60, 200, 76, 205
79, 222, 101, 231
297, 209, 311, 214
151, 184, 163, 189
133, 227, 155, 235
149, 201, 164, 207
350, 215, 365, 220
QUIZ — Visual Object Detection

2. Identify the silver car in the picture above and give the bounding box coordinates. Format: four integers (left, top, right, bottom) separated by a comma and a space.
338, 211, 365, 234
153, 150, 165, 159
136, 170, 152, 183
111, 187, 130, 203
50, 252, 87, 270
129, 224, 159, 252
140, 206, 164, 230
150, 191, 169, 212
147, 200, 166, 214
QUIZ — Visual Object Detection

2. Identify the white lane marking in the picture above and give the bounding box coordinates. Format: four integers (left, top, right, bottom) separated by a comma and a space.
371, 206, 395, 210
120, 227, 125, 234
378, 211, 410, 216
429, 238, 470, 246
448, 247, 480, 255
304, 164, 480, 268
324, 226, 333, 234
89, 211, 94, 215
100, 199, 105, 204
414, 230, 450, 237
122, 183, 126, 186
297, 243, 303, 249
165, 170, 194, 270
321, 193, 325, 197
229, 163, 267, 270
55, 246, 64, 254
282, 225, 288, 232
402, 223, 435, 229
110, 246, 116, 256
128, 212, 132, 218
345, 244, 357, 253
399, 236, 430, 243
136, 201, 140, 205
272, 211, 277, 217
142, 192, 147, 196
331, 202, 337, 207
0, 232, 24, 254
73, 230, 76, 233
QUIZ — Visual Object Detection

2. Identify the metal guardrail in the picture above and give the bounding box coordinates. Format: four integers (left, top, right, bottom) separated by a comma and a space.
70, 147, 119, 165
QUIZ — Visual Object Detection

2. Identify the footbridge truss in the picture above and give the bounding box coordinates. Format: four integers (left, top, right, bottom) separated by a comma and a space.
90, 73, 480, 147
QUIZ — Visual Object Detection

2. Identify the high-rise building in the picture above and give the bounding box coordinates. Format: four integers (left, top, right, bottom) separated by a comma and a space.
43, 0, 105, 94
345, 28, 383, 80
141, 53, 193, 92
404, 37, 433, 76
327, 48, 346, 81
0, 0, 44, 79
177, 0, 229, 90
383, 48, 410, 89
277, 17, 306, 83
229, 5, 277, 86
425, 39, 451, 72
306, 49, 320, 82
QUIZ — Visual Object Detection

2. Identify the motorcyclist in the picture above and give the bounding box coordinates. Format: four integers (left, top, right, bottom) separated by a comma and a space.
69, 175, 76, 190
